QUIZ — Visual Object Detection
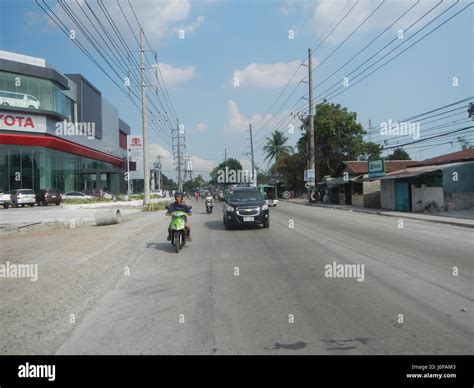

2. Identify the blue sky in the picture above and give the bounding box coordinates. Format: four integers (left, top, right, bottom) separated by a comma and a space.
1, 0, 473, 179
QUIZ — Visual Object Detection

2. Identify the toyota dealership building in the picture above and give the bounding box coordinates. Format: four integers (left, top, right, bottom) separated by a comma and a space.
0, 50, 130, 194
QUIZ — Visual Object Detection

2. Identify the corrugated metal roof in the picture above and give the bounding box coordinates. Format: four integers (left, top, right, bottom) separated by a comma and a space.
415, 149, 474, 166
343, 160, 418, 174
363, 161, 474, 181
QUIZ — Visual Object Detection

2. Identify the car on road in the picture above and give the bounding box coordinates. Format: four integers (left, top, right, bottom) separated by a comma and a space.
11, 189, 36, 207
0, 190, 11, 209
62, 191, 93, 200
223, 187, 269, 229
36, 189, 62, 206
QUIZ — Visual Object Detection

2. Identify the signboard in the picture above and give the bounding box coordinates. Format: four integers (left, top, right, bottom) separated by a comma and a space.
0, 112, 46, 133
368, 158, 385, 178
304, 169, 316, 186
127, 135, 144, 179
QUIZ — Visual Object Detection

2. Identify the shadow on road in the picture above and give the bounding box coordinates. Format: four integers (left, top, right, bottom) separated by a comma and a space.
204, 220, 261, 231
145, 241, 177, 253
204, 220, 224, 230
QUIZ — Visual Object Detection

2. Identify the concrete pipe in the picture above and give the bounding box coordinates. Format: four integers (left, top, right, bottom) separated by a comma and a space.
95, 208, 122, 226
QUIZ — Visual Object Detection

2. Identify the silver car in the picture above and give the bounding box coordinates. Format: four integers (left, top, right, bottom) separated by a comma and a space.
11, 189, 36, 207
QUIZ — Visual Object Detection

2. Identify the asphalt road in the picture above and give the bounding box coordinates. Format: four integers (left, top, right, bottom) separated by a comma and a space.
0, 200, 472, 354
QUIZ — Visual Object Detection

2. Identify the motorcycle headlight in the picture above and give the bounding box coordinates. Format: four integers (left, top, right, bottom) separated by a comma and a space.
261, 203, 269, 211
225, 204, 234, 212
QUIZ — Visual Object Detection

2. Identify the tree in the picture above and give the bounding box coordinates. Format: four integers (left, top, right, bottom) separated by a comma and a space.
386, 148, 411, 160
183, 175, 206, 192
263, 130, 293, 165
299, 102, 380, 179
209, 158, 243, 185
160, 173, 177, 190
359, 142, 383, 161
270, 152, 306, 191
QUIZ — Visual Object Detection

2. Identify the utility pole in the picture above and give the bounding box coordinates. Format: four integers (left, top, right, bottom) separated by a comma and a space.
308, 48, 316, 184
156, 155, 162, 191
368, 118, 372, 142
224, 148, 227, 167
249, 123, 255, 186
140, 28, 150, 205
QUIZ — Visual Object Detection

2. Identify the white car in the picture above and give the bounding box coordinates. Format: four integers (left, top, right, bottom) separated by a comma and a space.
0, 90, 41, 110
62, 191, 92, 200
151, 189, 163, 196
11, 189, 36, 207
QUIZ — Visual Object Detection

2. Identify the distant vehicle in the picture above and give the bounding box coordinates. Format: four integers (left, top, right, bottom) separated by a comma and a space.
0, 190, 11, 209
258, 184, 279, 207
36, 189, 61, 206
84, 188, 114, 199
11, 189, 36, 207
0, 90, 40, 109
151, 189, 163, 196
223, 187, 269, 229
62, 191, 92, 200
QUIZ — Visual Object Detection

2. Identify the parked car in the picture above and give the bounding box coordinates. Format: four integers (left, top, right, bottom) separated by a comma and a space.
11, 189, 36, 207
84, 188, 114, 199
223, 187, 269, 229
36, 189, 61, 206
0, 90, 41, 109
0, 190, 11, 209
62, 191, 92, 200
151, 189, 163, 196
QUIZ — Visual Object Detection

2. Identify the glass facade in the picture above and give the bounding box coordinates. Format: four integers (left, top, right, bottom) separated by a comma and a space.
0, 145, 124, 194
0, 71, 75, 120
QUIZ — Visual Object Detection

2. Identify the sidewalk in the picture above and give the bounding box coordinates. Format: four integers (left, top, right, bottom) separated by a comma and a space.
285, 198, 474, 228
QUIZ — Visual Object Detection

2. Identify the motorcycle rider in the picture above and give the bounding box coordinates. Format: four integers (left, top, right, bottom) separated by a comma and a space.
166, 191, 192, 242
205, 192, 214, 206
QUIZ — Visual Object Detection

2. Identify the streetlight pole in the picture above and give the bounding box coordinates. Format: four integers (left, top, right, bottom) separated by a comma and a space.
140, 28, 150, 205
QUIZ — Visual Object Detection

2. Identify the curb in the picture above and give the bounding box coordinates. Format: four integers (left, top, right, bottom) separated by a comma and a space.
284, 200, 474, 229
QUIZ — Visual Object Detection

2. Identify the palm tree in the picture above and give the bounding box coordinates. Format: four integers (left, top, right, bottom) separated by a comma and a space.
263, 130, 293, 164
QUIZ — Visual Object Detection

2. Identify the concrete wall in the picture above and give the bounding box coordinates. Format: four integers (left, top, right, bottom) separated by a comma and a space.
412, 185, 444, 212
445, 192, 474, 211
364, 191, 381, 208
363, 180, 380, 194
352, 194, 364, 207
381, 180, 394, 210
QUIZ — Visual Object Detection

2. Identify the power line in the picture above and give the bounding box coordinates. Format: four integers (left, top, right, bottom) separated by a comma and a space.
254, 1, 470, 153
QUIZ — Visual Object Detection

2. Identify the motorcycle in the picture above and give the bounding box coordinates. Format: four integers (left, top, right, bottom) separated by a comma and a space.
168, 209, 189, 253
205, 199, 214, 214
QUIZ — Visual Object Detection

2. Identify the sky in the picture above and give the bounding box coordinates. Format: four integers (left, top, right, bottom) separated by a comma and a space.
1, 0, 473, 180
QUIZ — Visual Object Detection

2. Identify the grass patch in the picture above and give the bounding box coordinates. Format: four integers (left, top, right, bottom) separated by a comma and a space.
142, 201, 172, 212
62, 197, 113, 205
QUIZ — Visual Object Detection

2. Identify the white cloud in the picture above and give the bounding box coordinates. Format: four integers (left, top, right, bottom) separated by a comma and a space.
174, 15, 205, 34
148, 143, 215, 178
152, 62, 196, 87
48, 0, 202, 42
193, 122, 208, 132
188, 155, 215, 176
279, 0, 450, 45
232, 60, 306, 88
238, 157, 253, 172
280, 0, 298, 15
225, 100, 273, 133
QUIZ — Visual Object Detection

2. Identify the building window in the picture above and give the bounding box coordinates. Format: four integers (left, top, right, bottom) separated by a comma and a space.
0, 71, 74, 118
119, 131, 127, 150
